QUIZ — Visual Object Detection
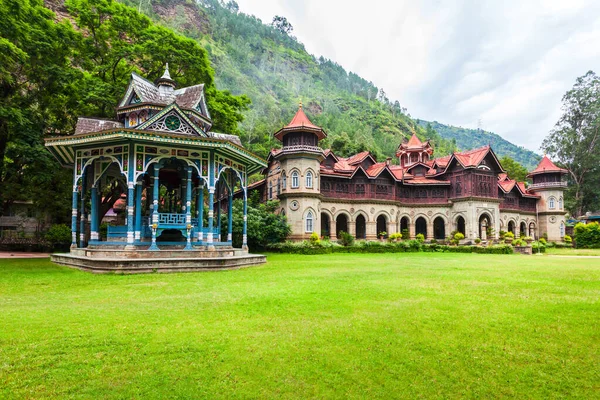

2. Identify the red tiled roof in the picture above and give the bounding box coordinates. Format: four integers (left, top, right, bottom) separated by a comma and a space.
403, 177, 450, 185
498, 173, 509, 181
346, 151, 372, 165
518, 182, 540, 198
407, 133, 423, 147
285, 106, 320, 130
498, 179, 516, 192
432, 154, 452, 168
274, 105, 326, 140
527, 155, 567, 176
454, 145, 490, 167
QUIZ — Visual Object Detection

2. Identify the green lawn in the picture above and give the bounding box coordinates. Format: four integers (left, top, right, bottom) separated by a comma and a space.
1, 253, 599, 399
546, 247, 600, 256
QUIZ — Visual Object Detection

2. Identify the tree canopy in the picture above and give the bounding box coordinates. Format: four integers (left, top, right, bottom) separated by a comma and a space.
542, 71, 600, 217
0, 0, 250, 222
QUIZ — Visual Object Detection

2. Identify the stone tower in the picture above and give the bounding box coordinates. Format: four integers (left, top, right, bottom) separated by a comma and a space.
527, 155, 568, 241
272, 104, 326, 240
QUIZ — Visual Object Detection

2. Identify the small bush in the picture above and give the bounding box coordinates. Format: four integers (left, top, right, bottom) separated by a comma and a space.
539, 238, 547, 245
505, 231, 515, 239
338, 231, 354, 247
401, 229, 410, 240
573, 222, 600, 248
415, 233, 425, 243
389, 232, 402, 241
513, 239, 525, 246
454, 232, 465, 241
564, 234, 572, 244
45, 224, 71, 245
309, 232, 320, 246
430, 239, 438, 244
474, 238, 481, 244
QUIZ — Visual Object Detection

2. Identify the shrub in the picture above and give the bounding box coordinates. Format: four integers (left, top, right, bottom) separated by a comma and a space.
505, 231, 515, 239
499, 230, 506, 239
401, 229, 410, 240
415, 233, 425, 243
531, 241, 547, 253
513, 239, 525, 246
522, 236, 533, 242
539, 238, 547, 245
474, 238, 481, 244
564, 234, 572, 244
378, 231, 387, 238
45, 224, 71, 245
389, 232, 402, 241
430, 239, 438, 244
453, 232, 465, 241
573, 222, 600, 248
309, 232, 320, 246
338, 231, 354, 247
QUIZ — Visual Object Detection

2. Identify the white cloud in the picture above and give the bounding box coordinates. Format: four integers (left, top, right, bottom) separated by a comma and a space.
234, 0, 600, 152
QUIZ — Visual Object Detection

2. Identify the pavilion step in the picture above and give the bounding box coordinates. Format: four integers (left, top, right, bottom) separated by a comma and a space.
51, 253, 267, 274
74, 248, 243, 259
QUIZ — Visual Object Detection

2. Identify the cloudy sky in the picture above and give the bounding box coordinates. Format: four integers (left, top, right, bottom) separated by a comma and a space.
234, 0, 600, 152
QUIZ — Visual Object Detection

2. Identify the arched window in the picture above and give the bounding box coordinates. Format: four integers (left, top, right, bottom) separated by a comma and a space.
560, 221, 565, 237
138, 110, 148, 123
291, 171, 299, 188
268, 180, 273, 199
549, 197, 555, 209
305, 211, 314, 233
282, 173, 287, 190
559, 197, 563, 210
306, 171, 313, 188
128, 112, 138, 127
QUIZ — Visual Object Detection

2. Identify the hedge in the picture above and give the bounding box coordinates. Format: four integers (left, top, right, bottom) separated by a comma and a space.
574, 222, 600, 248
267, 240, 515, 255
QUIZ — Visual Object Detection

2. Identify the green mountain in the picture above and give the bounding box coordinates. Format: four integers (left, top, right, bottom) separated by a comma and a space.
122, 0, 536, 169
417, 120, 541, 170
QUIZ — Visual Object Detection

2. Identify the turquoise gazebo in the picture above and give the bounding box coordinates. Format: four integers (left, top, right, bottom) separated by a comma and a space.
45, 65, 267, 272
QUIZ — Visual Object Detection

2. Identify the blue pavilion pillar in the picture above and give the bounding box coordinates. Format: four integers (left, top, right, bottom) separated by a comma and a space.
242, 189, 248, 251
79, 172, 86, 248
216, 185, 221, 242
227, 191, 233, 243
71, 184, 79, 249
90, 185, 99, 241
125, 181, 135, 248
207, 188, 215, 250
149, 165, 160, 251
134, 181, 142, 241
184, 166, 193, 250
197, 182, 204, 242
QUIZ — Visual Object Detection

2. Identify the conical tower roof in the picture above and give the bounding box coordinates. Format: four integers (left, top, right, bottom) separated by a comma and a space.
527, 155, 567, 177
274, 103, 327, 141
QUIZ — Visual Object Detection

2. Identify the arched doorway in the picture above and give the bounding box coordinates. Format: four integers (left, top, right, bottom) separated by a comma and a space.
336, 214, 348, 237
416, 217, 427, 237
433, 217, 445, 240
321, 213, 330, 238
355, 214, 366, 239
529, 222, 536, 239
376, 215, 387, 237
479, 213, 492, 239
508, 220, 515, 235
520, 222, 527, 237
400, 217, 409, 236
456, 216, 466, 235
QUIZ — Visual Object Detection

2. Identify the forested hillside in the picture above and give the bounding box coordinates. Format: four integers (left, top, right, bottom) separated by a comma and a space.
417, 121, 541, 170
120, 0, 458, 160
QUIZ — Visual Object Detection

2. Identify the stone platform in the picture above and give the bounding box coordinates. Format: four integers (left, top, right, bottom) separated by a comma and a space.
51, 247, 266, 274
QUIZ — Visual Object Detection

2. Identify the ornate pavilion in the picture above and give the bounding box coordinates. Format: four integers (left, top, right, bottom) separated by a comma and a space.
45, 65, 267, 272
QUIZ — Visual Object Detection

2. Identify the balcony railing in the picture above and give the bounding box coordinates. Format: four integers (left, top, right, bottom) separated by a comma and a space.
529, 181, 567, 190
280, 145, 323, 154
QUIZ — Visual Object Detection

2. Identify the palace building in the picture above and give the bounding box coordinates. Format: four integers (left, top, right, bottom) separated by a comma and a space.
45, 65, 267, 272
252, 105, 567, 242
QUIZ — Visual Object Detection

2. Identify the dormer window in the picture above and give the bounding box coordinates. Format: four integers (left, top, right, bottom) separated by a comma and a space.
130, 93, 141, 104
128, 112, 138, 127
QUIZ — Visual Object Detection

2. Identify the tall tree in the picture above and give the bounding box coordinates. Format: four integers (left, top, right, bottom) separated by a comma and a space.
270, 15, 293, 35
542, 71, 600, 217
499, 156, 529, 182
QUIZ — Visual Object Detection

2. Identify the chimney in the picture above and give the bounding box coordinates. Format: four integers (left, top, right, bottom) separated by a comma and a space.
386, 157, 392, 166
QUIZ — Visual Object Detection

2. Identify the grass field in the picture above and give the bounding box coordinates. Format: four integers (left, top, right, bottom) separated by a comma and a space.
1, 253, 599, 399
546, 247, 600, 256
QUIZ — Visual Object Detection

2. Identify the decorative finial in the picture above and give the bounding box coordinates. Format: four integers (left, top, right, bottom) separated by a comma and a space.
161, 63, 171, 80
299, 99, 302, 109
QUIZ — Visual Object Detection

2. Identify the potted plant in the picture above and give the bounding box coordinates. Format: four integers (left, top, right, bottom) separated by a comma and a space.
474, 238, 482, 245
523, 236, 533, 245
453, 232, 465, 246
504, 231, 515, 244
379, 231, 387, 240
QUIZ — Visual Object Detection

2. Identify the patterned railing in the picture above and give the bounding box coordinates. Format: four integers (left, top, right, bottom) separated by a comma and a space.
281, 145, 323, 154
158, 213, 186, 225
528, 181, 567, 189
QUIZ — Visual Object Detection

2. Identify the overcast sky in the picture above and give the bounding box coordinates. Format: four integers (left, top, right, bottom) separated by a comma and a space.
234, 0, 600, 152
